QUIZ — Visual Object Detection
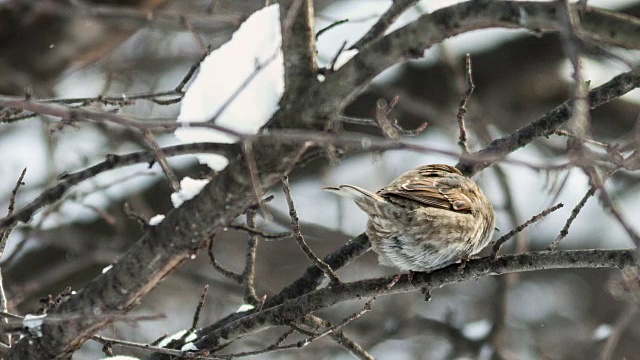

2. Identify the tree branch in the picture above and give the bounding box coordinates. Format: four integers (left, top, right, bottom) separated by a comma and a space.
312, 1, 640, 122
7, 2, 640, 358
456, 68, 640, 176
192, 249, 636, 351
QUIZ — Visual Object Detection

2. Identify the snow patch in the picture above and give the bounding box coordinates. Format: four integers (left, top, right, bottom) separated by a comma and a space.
176, 4, 284, 170
461, 319, 491, 340
181, 342, 198, 351
170, 177, 210, 208
593, 324, 613, 340
236, 304, 255, 313
149, 214, 165, 225
23, 314, 47, 337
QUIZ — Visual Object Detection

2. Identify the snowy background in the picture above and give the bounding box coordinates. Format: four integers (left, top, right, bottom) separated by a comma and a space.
1, 0, 639, 359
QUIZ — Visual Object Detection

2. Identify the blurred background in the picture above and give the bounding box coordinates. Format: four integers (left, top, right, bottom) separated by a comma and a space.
1, 0, 639, 359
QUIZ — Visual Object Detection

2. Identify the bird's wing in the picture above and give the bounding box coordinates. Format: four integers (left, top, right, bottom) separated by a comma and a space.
378, 165, 473, 212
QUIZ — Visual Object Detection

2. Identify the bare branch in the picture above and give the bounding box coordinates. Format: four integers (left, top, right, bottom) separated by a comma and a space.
242, 140, 268, 219
318, 1, 640, 119
549, 186, 596, 251
0, 168, 26, 348
350, 0, 419, 50
192, 249, 637, 351
207, 234, 243, 284
492, 203, 564, 257
228, 224, 290, 241
457, 69, 640, 176
0, 142, 237, 230
143, 130, 180, 193
302, 315, 374, 360
91, 335, 208, 359
242, 211, 259, 305
7, 3, 640, 358
375, 98, 402, 141
189, 285, 209, 333
282, 176, 340, 285
456, 53, 474, 154
176, 45, 212, 93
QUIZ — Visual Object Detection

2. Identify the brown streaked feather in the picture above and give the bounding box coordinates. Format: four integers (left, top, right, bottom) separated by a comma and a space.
377, 164, 473, 212
416, 164, 462, 176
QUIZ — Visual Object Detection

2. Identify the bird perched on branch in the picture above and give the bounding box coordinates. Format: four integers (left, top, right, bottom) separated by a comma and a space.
325, 164, 494, 273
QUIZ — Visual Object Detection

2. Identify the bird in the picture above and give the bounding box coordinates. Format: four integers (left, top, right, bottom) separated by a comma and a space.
325, 164, 495, 273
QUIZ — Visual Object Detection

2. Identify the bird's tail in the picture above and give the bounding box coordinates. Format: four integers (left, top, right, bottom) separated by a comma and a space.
323, 185, 384, 202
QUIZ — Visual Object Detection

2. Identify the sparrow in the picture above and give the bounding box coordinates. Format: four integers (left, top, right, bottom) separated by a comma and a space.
325, 164, 495, 273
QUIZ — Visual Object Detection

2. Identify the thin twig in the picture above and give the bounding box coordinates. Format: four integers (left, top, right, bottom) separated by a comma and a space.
207, 233, 242, 284
333, 115, 377, 126
0, 168, 26, 253
143, 130, 180, 193
149, 334, 168, 347
207, 327, 297, 359
0, 312, 22, 320
285, 298, 374, 351
596, 185, 640, 246
0, 208, 50, 268
375, 98, 401, 141
0, 168, 26, 348
268, 327, 297, 349
555, 0, 640, 247
7, 168, 26, 216
350, 0, 419, 50
3, 46, 212, 114
303, 314, 374, 360
228, 224, 290, 241
553, 130, 612, 150
176, 45, 212, 93
92, 335, 211, 359
189, 285, 209, 332
122, 202, 148, 228
0, 271, 9, 349
316, 19, 349, 40
559, 0, 590, 141
456, 53, 474, 154
548, 186, 596, 250
242, 211, 259, 305
374, 97, 427, 140
0, 142, 236, 230
282, 176, 340, 285
335, 113, 427, 135
242, 140, 269, 220
328, 41, 347, 73
492, 203, 564, 257
202, 50, 280, 125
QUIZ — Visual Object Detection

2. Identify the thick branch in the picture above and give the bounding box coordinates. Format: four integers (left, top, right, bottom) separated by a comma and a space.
192, 249, 636, 351
6, 1, 321, 359
190, 233, 370, 349
7, 2, 640, 358
456, 69, 640, 176
311, 1, 640, 120
0, 143, 238, 228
